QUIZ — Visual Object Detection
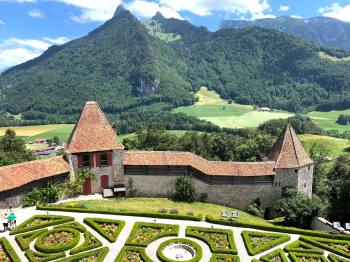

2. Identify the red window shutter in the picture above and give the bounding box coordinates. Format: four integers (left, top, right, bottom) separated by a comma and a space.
89, 153, 94, 168
78, 155, 83, 168
96, 152, 101, 167
107, 151, 113, 166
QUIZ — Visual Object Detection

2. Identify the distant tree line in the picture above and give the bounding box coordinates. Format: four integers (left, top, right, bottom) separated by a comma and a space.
336, 114, 350, 125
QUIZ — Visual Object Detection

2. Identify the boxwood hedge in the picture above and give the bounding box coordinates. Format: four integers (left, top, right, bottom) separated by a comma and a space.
328, 254, 350, 262
10, 214, 74, 235
56, 247, 109, 262
186, 226, 237, 255
241, 231, 291, 256
125, 222, 179, 247
259, 249, 289, 262
0, 237, 21, 262
15, 228, 48, 251
54, 221, 86, 233
209, 254, 240, 262
34, 227, 80, 253
70, 230, 102, 255
206, 216, 350, 240
114, 246, 152, 262
83, 217, 125, 243
300, 236, 350, 259
289, 252, 328, 262
25, 250, 65, 262
157, 238, 203, 262
284, 240, 324, 254
37, 205, 202, 221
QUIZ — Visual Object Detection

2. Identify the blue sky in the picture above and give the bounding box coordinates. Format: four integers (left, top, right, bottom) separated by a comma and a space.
1, 0, 350, 70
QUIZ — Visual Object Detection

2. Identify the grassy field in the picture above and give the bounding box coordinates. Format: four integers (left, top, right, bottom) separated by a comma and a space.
307, 109, 350, 133
174, 87, 293, 128
0, 124, 73, 137
319, 52, 350, 62
299, 134, 350, 157
59, 197, 272, 226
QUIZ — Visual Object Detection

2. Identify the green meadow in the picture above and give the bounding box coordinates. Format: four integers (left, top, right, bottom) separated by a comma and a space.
307, 109, 350, 133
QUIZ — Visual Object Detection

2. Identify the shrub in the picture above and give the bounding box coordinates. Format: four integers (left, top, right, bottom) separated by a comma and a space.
0, 237, 21, 262
157, 238, 203, 262
198, 192, 208, 202
114, 246, 152, 262
186, 226, 237, 255
241, 230, 291, 256
22, 182, 62, 207
70, 231, 102, 255
54, 221, 86, 233
55, 247, 109, 262
10, 214, 74, 235
209, 254, 240, 262
25, 250, 65, 262
173, 175, 196, 202
34, 227, 80, 253
283, 240, 324, 254
15, 229, 48, 251
83, 217, 125, 243
259, 249, 289, 262
289, 252, 328, 262
125, 222, 179, 247
247, 198, 264, 218
328, 253, 350, 262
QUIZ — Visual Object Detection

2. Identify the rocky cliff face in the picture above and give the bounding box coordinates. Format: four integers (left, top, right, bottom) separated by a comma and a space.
137, 78, 160, 94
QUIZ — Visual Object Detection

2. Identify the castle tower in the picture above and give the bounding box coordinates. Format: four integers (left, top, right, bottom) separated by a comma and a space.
65, 101, 125, 194
268, 123, 314, 197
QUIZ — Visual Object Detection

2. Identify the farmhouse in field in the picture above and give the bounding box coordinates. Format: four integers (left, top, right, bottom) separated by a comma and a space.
0, 101, 314, 210
257, 107, 272, 112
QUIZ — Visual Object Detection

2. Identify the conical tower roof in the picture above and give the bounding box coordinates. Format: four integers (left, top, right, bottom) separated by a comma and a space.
268, 123, 313, 168
65, 101, 124, 153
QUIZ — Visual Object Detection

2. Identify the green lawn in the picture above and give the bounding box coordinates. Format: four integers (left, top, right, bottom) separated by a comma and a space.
299, 134, 350, 157
307, 109, 350, 133
59, 198, 272, 226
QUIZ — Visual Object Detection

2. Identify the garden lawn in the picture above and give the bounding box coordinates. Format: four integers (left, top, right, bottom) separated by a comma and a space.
299, 134, 350, 157
57, 198, 272, 226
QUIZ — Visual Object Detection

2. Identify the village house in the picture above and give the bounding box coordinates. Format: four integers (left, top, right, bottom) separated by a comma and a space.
0, 101, 313, 210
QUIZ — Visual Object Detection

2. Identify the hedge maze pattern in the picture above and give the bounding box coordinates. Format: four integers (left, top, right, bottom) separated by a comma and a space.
5, 213, 350, 261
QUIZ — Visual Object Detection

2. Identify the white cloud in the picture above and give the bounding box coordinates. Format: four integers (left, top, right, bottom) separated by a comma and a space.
127, 0, 182, 19
318, 3, 350, 22
0, 20, 4, 25
28, 8, 45, 18
159, 0, 271, 17
291, 15, 302, 19
252, 12, 275, 20
0, 36, 69, 70
279, 5, 289, 12
53, 0, 122, 23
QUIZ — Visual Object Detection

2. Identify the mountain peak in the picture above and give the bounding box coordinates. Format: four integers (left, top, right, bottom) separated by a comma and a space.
114, 4, 127, 17
153, 11, 165, 20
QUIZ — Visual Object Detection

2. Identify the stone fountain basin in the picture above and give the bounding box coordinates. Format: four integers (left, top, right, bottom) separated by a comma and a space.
162, 243, 196, 261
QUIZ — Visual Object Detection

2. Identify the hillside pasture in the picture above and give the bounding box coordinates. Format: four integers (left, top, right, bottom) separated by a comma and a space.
307, 109, 350, 133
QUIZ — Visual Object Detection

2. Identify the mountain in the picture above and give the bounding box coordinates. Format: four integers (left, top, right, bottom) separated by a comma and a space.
220, 16, 350, 51
1, 7, 350, 132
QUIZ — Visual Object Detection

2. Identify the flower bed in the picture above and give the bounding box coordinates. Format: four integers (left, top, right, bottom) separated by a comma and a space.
157, 238, 202, 262
70, 231, 102, 255
125, 222, 179, 247
0, 237, 21, 262
10, 214, 74, 235
241, 231, 290, 256
114, 246, 152, 262
259, 249, 289, 262
56, 247, 109, 262
300, 236, 350, 259
34, 227, 80, 253
284, 240, 324, 255
25, 250, 65, 262
289, 252, 328, 262
186, 226, 237, 255
209, 254, 240, 262
54, 221, 86, 233
84, 217, 125, 243
15, 228, 48, 251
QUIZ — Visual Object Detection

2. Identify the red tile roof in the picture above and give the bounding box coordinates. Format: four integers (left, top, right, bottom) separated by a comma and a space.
124, 151, 276, 177
0, 156, 70, 192
65, 101, 124, 153
268, 123, 313, 168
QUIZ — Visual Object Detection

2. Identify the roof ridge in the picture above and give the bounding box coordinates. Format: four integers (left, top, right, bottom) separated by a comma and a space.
289, 124, 300, 166
0, 156, 65, 170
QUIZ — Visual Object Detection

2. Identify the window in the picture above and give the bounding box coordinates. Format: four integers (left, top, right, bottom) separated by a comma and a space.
100, 152, 108, 167
308, 165, 311, 171
295, 169, 298, 173
304, 183, 307, 188
82, 154, 90, 168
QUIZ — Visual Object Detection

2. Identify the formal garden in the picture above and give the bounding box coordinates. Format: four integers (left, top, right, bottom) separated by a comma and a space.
0, 206, 350, 262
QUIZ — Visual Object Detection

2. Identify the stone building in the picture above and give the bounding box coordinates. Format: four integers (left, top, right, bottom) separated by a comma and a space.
0, 101, 314, 210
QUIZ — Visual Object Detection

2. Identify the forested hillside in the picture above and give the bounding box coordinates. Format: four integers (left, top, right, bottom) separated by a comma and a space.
1, 6, 350, 132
